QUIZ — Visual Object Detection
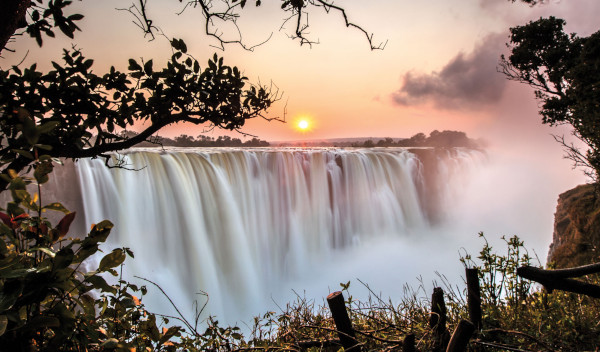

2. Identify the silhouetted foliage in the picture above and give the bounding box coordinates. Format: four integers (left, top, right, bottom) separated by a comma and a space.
123, 131, 270, 147
0, 0, 381, 191
500, 17, 600, 182
0, 0, 385, 56
350, 130, 482, 149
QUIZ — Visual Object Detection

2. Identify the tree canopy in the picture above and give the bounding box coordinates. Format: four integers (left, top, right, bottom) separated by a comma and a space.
500, 17, 600, 182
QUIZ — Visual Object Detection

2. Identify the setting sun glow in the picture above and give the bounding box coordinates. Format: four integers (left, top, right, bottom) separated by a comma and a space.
298, 120, 309, 130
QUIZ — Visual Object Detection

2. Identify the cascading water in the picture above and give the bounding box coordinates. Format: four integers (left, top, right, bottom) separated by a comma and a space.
73, 147, 485, 322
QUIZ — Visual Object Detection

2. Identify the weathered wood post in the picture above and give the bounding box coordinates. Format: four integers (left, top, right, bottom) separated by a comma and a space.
430, 287, 450, 352
327, 291, 361, 351
446, 320, 475, 352
402, 333, 416, 352
465, 268, 482, 330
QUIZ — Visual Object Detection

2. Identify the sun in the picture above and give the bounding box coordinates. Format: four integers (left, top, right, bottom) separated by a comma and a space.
293, 115, 314, 133
298, 120, 309, 130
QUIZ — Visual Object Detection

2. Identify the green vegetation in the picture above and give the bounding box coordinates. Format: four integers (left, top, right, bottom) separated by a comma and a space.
2, 174, 599, 351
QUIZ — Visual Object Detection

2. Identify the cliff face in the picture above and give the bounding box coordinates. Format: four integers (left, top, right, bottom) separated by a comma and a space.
548, 184, 600, 268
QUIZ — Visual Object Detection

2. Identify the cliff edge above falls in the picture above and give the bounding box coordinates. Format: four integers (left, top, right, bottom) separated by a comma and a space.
548, 184, 600, 268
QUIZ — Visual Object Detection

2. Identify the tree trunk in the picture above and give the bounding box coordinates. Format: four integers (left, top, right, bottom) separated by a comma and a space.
0, 0, 30, 54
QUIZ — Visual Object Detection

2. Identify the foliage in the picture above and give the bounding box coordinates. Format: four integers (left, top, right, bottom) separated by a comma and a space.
500, 17, 600, 182
121, 131, 270, 148
348, 130, 482, 149
0, 45, 278, 189
2, 162, 599, 351
239, 234, 600, 351
0, 160, 192, 351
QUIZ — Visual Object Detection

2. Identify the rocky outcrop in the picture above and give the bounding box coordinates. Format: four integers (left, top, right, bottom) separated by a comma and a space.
548, 184, 600, 268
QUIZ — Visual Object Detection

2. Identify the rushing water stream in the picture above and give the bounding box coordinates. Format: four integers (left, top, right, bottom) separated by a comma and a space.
72, 147, 484, 322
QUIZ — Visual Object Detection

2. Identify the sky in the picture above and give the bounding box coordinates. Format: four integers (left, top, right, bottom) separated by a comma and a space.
3, 0, 599, 144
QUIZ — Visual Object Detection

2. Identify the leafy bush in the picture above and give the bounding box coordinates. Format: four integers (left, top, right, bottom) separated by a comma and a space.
0, 159, 184, 351
2, 160, 599, 351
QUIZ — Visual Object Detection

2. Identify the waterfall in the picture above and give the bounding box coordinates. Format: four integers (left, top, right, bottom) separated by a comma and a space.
73, 147, 484, 322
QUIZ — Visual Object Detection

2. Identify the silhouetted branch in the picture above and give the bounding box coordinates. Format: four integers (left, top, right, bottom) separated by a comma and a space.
552, 133, 597, 182
117, 0, 159, 40
517, 265, 600, 298
122, 0, 384, 50
313, 0, 387, 50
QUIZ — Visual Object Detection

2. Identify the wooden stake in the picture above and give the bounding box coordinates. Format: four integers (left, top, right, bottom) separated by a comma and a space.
402, 333, 416, 352
466, 268, 482, 330
430, 287, 450, 352
327, 291, 360, 351
446, 320, 475, 352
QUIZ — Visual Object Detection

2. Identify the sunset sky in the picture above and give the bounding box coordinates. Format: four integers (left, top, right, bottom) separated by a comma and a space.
4, 0, 598, 144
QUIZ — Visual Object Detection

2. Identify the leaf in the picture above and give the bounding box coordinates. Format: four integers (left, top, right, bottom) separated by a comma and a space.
0, 267, 45, 279
79, 294, 96, 316
0, 315, 7, 336
21, 115, 40, 145
140, 314, 160, 342
128, 59, 142, 71
144, 59, 153, 74
0, 213, 11, 227
33, 144, 52, 151
56, 212, 76, 239
68, 14, 84, 21
158, 326, 181, 346
83, 59, 93, 70
37, 121, 60, 134
98, 248, 126, 271
42, 202, 70, 213
11, 149, 34, 160
0, 281, 23, 311
89, 220, 113, 242
34, 160, 54, 184
85, 275, 116, 294
53, 248, 74, 271
28, 247, 56, 258
121, 296, 136, 308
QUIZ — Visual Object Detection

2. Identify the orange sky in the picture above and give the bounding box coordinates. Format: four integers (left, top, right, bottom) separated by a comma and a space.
3, 0, 599, 161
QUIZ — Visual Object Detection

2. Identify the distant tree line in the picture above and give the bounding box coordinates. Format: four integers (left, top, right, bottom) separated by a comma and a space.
349, 130, 483, 148
121, 131, 270, 148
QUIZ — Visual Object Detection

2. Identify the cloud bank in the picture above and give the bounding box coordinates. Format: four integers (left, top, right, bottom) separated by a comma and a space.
391, 33, 508, 110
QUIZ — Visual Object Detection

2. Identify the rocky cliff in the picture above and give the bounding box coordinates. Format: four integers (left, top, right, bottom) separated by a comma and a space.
548, 184, 600, 268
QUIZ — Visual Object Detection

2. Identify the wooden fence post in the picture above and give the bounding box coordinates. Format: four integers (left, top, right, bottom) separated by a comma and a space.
446, 320, 475, 352
402, 333, 416, 352
465, 268, 482, 330
327, 291, 361, 351
430, 287, 450, 352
